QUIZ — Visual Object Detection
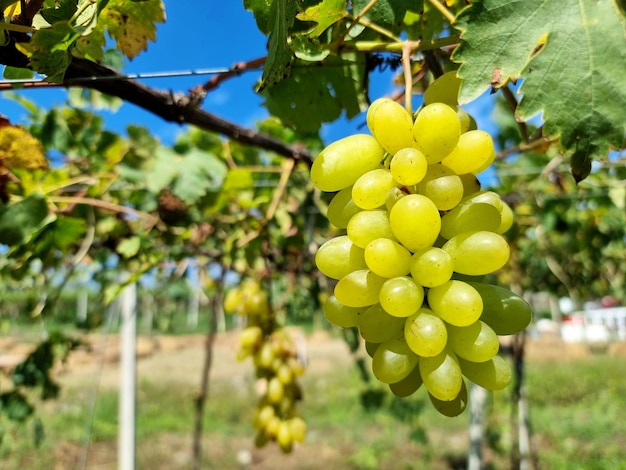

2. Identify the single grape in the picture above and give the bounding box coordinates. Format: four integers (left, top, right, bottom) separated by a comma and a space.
267, 377, 285, 403
458, 173, 481, 198
416, 163, 464, 211
347, 209, 396, 248
364, 237, 412, 278
367, 98, 416, 155
458, 355, 512, 391
311, 134, 384, 192
238, 326, 263, 349
468, 282, 533, 335
427, 280, 483, 326
277, 420, 294, 453
358, 303, 405, 343
327, 186, 362, 229
323, 295, 363, 328
460, 190, 503, 211
353, 168, 397, 210
334, 269, 386, 307
419, 349, 463, 401
423, 70, 462, 107
379, 276, 424, 318
389, 147, 428, 186
389, 364, 423, 397
429, 379, 468, 417
442, 231, 510, 275
389, 194, 441, 252
404, 307, 448, 357
371, 335, 419, 384
441, 130, 496, 175
289, 417, 307, 443
439, 202, 502, 240
365, 340, 381, 358
385, 186, 407, 211
409, 247, 454, 288
413, 103, 461, 164
498, 200, 514, 233
456, 108, 476, 133
446, 320, 500, 363
315, 235, 367, 280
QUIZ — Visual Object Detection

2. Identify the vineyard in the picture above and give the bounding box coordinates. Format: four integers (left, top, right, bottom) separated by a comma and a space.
0, 1, 625, 469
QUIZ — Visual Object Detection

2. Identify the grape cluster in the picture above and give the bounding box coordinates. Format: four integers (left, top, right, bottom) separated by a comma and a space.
311, 73, 532, 416
224, 280, 307, 451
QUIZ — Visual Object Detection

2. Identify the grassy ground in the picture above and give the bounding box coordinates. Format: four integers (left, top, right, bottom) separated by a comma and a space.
1, 331, 626, 469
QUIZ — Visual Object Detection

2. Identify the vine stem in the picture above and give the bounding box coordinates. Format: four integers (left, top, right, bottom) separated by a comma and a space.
427, 0, 457, 25
401, 41, 414, 114
48, 195, 160, 227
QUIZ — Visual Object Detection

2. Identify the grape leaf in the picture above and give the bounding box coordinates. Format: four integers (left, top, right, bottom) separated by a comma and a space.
16, 21, 78, 82
296, 0, 346, 37
0, 126, 48, 170
0, 194, 51, 246
353, 0, 414, 32
257, 0, 298, 91
98, 0, 165, 59
453, 0, 626, 173
262, 53, 367, 134
244, 0, 272, 34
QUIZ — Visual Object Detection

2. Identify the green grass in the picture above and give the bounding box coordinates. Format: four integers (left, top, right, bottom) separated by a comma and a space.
2, 346, 626, 469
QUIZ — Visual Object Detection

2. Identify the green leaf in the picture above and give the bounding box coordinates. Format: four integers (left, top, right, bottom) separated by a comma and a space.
171, 149, 228, 204
353, 0, 413, 31
15, 21, 78, 82
257, 0, 299, 91
0, 194, 50, 246
296, 0, 346, 37
40, 0, 78, 24
262, 53, 367, 133
117, 235, 141, 259
0, 391, 33, 422
3, 66, 34, 80
244, 0, 272, 35
453, 0, 626, 171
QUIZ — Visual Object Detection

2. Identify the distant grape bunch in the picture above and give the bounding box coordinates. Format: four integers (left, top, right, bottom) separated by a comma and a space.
311, 73, 532, 416
224, 280, 307, 452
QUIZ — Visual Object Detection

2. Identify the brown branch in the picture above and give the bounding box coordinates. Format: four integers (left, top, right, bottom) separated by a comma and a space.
501, 85, 530, 143
16, 0, 45, 27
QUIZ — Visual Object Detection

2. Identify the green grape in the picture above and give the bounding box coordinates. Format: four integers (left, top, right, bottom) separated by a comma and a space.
423, 70, 461, 107
352, 168, 397, 210
358, 303, 405, 343
277, 420, 294, 453
446, 321, 499, 363
364, 237, 412, 278
366, 98, 416, 155
379, 276, 424, 318
238, 326, 263, 349
255, 341, 277, 369
458, 172, 481, 198
468, 283, 533, 335
429, 379, 468, 417
371, 335, 419, 384
389, 194, 441, 251
389, 364, 423, 397
334, 269, 386, 307
267, 377, 285, 403
404, 307, 448, 357
254, 404, 275, 429
456, 108, 476, 134
442, 231, 510, 275
389, 147, 428, 186
289, 417, 307, 443
498, 200, 514, 233
458, 355, 512, 391
327, 186, 362, 229
413, 103, 461, 164
416, 163, 464, 211
311, 134, 384, 192
385, 186, 407, 211
439, 202, 502, 240
347, 209, 395, 248
461, 190, 503, 211
427, 280, 483, 327
440, 130, 496, 175
410, 247, 454, 287
323, 295, 363, 328
277, 363, 293, 385
315, 235, 367, 280
365, 340, 381, 358
419, 349, 463, 401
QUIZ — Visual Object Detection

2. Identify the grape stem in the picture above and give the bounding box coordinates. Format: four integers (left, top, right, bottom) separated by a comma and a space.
402, 42, 413, 114
427, 0, 457, 25
344, 35, 459, 54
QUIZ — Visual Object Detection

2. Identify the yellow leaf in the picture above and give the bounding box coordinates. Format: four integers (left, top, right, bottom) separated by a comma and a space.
3, 0, 21, 18
0, 126, 48, 170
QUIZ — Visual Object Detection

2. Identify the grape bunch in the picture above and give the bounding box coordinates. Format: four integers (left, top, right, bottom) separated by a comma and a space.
311, 73, 532, 416
224, 280, 307, 451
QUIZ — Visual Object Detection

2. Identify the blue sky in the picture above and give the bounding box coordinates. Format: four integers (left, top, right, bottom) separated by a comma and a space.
0, 1, 500, 184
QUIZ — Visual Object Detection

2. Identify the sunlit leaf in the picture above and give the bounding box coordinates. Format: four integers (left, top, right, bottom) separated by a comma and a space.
0, 194, 50, 246
0, 126, 47, 170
